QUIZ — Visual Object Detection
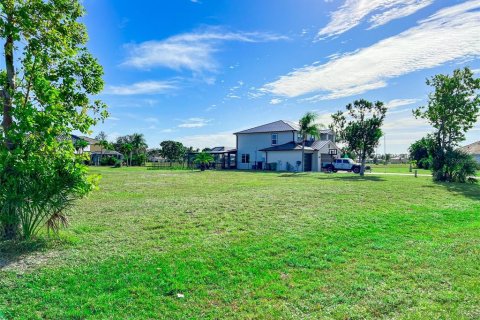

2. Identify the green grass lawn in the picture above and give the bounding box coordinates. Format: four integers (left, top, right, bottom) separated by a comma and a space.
1, 168, 480, 319
369, 163, 431, 175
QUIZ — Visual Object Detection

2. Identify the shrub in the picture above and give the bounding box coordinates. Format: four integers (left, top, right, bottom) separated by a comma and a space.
433, 150, 478, 183
0, 149, 98, 240
100, 156, 117, 166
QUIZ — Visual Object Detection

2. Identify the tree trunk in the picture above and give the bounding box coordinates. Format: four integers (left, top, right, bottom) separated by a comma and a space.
360, 152, 366, 176
1, 6, 19, 240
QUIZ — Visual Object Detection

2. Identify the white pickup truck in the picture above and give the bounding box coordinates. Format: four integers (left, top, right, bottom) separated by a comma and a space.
323, 158, 363, 174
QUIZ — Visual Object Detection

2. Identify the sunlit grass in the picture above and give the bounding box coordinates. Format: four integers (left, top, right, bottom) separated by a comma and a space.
1, 167, 479, 319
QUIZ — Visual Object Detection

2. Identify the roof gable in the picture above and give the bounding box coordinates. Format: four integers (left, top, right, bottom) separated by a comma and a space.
235, 120, 298, 134
460, 141, 480, 154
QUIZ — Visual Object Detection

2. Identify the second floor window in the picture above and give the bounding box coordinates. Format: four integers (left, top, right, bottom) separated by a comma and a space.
271, 133, 278, 145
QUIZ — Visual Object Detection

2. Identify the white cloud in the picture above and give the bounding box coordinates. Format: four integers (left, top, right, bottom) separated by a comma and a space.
270, 98, 283, 105
385, 98, 421, 110
107, 116, 120, 121
106, 81, 176, 95
178, 118, 211, 128
144, 117, 159, 123
122, 27, 287, 72
318, 0, 433, 38
264, 1, 480, 100
177, 132, 236, 149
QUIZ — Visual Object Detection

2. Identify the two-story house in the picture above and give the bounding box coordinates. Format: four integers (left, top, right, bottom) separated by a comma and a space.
234, 120, 341, 172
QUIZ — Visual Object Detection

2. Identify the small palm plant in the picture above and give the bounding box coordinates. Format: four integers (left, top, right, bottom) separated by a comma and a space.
194, 152, 214, 171
298, 112, 321, 172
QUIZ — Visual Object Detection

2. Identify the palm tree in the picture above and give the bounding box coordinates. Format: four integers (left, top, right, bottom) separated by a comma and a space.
194, 152, 214, 171
123, 142, 133, 166
130, 133, 148, 165
98, 139, 112, 165
298, 112, 321, 172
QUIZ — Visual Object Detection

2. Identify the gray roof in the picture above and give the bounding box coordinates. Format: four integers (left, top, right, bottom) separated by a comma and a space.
460, 141, 480, 154
260, 139, 337, 152
79, 136, 100, 145
91, 150, 123, 156
235, 120, 299, 134
235, 120, 334, 135
208, 146, 237, 154
260, 142, 314, 152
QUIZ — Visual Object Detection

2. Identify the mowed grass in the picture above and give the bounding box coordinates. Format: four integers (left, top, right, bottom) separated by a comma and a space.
1, 168, 480, 319
369, 163, 431, 175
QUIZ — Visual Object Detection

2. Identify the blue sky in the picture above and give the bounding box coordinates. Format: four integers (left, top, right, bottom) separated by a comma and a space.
83, 0, 480, 153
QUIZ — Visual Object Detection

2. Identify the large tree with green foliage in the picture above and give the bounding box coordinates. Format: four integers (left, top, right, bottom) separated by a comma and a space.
414, 67, 480, 182
331, 99, 387, 176
408, 135, 435, 169
114, 133, 147, 166
159, 140, 186, 166
0, 0, 107, 240
298, 112, 321, 172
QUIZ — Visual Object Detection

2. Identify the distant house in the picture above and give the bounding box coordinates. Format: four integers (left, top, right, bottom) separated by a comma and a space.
71, 135, 123, 165
460, 141, 480, 163
206, 146, 237, 169
234, 120, 340, 171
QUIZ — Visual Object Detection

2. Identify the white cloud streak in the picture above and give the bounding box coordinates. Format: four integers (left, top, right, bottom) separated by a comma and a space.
318, 0, 433, 38
122, 27, 287, 72
177, 132, 236, 149
264, 1, 480, 100
178, 118, 211, 128
384, 98, 421, 109
106, 81, 176, 95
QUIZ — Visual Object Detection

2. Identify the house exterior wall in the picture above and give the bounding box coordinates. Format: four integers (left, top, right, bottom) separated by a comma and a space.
90, 143, 103, 152
236, 131, 295, 169
265, 150, 306, 171
474, 154, 480, 163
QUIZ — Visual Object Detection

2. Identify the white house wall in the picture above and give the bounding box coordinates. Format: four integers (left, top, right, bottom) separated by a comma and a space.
236, 131, 295, 169
266, 151, 306, 171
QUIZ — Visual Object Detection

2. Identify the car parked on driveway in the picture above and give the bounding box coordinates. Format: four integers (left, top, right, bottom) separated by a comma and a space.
324, 158, 363, 174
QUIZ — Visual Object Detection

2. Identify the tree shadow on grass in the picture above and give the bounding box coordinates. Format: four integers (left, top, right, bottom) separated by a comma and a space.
320, 174, 386, 182
431, 181, 480, 201
0, 238, 49, 270
277, 172, 311, 178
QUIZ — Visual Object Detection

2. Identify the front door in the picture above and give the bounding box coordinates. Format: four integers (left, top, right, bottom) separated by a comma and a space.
304, 153, 313, 171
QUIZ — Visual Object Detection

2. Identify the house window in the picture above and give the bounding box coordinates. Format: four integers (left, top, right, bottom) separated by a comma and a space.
271, 133, 278, 145
241, 154, 250, 163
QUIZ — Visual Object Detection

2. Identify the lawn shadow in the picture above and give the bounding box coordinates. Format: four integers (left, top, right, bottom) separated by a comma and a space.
278, 172, 311, 178
0, 238, 49, 270
432, 180, 480, 201
320, 174, 386, 182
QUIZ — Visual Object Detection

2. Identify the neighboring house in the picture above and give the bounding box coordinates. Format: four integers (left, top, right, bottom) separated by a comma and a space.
234, 120, 341, 172
460, 141, 480, 163
71, 135, 123, 165
206, 146, 237, 169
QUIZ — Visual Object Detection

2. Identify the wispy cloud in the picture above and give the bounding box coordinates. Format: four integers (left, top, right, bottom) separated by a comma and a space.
318, 0, 433, 39
264, 1, 480, 100
385, 98, 421, 110
144, 117, 159, 123
122, 27, 287, 72
106, 81, 176, 95
178, 118, 211, 128
270, 98, 283, 105
177, 131, 236, 149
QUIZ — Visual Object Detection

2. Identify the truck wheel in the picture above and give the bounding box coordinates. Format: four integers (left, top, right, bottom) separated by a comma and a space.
332, 169, 338, 173
353, 167, 360, 174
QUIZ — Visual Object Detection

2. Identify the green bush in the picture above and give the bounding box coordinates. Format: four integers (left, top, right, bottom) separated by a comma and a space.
100, 156, 117, 166
0, 145, 98, 240
433, 150, 478, 183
